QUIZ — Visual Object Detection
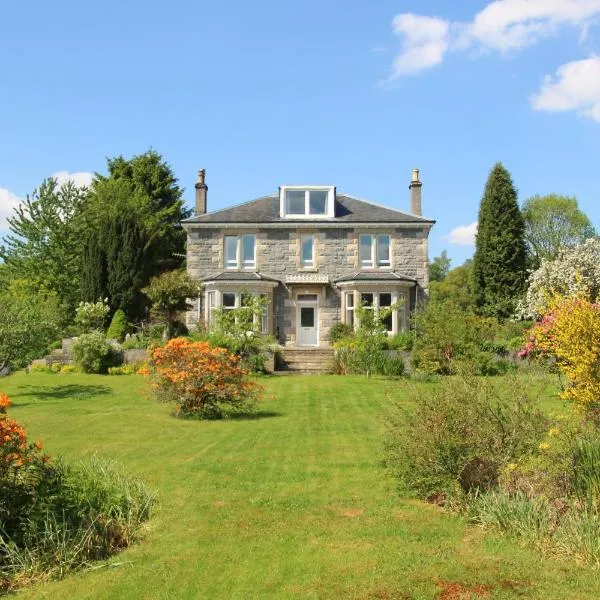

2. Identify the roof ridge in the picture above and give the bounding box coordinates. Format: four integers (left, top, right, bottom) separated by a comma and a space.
182, 194, 277, 222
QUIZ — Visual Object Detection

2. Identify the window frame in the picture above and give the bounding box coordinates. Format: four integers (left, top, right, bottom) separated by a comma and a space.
345, 289, 401, 335
279, 186, 335, 219
359, 233, 392, 269
224, 234, 256, 270
300, 234, 315, 268
205, 290, 270, 334
345, 291, 355, 328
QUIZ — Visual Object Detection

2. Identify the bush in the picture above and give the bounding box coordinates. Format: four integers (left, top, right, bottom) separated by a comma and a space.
107, 362, 148, 376
0, 397, 155, 591
386, 331, 414, 352
384, 376, 548, 502
333, 340, 404, 377
332, 301, 405, 377
106, 309, 129, 341
327, 323, 354, 344
72, 331, 123, 374
468, 491, 553, 547
121, 335, 148, 350
74, 300, 110, 333
151, 338, 261, 419
411, 302, 498, 375
526, 293, 600, 411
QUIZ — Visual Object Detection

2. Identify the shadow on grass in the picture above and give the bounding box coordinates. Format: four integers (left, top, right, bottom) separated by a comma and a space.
229, 410, 283, 421
10, 384, 112, 402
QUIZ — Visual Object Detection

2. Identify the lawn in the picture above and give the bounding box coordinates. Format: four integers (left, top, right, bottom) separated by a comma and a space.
1, 371, 599, 599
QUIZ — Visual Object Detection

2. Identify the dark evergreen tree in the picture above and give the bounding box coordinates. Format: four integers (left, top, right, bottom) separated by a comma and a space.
106, 214, 148, 320
90, 150, 189, 275
80, 225, 109, 303
472, 163, 528, 319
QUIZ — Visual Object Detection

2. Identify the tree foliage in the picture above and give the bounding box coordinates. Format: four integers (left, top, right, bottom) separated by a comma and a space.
0, 178, 89, 315
105, 214, 148, 317
522, 194, 595, 266
89, 150, 189, 274
142, 270, 198, 339
430, 260, 474, 312
0, 284, 61, 370
429, 250, 451, 283
518, 238, 600, 318
80, 151, 190, 320
473, 163, 528, 319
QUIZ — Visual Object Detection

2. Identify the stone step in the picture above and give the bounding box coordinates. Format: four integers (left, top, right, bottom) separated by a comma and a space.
276, 348, 335, 374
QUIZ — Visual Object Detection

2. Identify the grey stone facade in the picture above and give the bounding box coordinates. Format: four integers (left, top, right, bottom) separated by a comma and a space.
183, 188, 434, 347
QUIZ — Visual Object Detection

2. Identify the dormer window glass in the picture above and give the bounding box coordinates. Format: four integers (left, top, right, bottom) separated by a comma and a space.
286, 191, 305, 215
309, 191, 327, 215
280, 186, 335, 218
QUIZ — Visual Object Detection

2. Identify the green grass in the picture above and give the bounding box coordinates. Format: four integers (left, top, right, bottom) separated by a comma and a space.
1, 371, 597, 599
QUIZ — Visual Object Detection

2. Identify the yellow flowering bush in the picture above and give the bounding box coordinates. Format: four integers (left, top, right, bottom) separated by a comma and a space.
529, 293, 600, 410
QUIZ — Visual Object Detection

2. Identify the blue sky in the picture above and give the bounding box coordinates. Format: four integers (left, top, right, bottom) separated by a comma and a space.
1, 0, 599, 267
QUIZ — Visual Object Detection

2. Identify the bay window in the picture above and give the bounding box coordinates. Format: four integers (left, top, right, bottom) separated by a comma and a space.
204, 290, 270, 334
207, 291, 217, 325
379, 292, 393, 332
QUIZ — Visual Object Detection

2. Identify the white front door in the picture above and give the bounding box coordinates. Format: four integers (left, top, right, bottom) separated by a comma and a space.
297, 304, 318, 346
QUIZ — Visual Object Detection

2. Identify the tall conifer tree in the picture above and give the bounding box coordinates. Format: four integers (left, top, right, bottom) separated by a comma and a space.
80, 225, 108, 303
473, 163, 528, 319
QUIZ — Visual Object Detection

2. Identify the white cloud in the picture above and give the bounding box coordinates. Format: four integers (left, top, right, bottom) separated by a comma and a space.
51, 171, 93, 188
391, 14, 450, 76
447, 222, 478, 246
389, 0, 600, 78
0, 187, 22, 232
530, 55, 600, 122
467, 0, 600, 52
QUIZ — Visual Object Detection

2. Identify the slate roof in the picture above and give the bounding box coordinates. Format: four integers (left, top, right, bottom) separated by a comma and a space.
183, 194, 434, 224
334, 272, 417, 283
201, 272, 281, 283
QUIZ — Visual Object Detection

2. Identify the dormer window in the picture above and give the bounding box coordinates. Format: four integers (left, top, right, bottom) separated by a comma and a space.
280, 186, 335, 218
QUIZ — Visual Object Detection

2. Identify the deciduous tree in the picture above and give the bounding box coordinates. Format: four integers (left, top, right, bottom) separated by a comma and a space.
0, 178, 89, 314
522, 194, 595, 266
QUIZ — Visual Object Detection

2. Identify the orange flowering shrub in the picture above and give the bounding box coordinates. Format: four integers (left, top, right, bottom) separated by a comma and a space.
0, 393, 46, 479
0, 392, 11, 413
151, 338, 261, 418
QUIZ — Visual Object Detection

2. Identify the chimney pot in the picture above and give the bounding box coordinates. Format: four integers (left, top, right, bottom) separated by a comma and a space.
195, 168, 207, 215
409, 168, 422, 216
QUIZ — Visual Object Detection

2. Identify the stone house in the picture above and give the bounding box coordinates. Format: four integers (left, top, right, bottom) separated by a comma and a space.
182, 170, 435, 348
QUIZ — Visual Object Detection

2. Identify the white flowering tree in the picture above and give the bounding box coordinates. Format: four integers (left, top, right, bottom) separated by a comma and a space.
518, 238, 600, 319
74, 299, 110, 332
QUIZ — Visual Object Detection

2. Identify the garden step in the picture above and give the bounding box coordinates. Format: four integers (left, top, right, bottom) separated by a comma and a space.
276, 348, 335, 374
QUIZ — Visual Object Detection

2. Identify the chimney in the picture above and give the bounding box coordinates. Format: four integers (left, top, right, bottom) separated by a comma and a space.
195, 169, 207, 215
409, 168, 422, 216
